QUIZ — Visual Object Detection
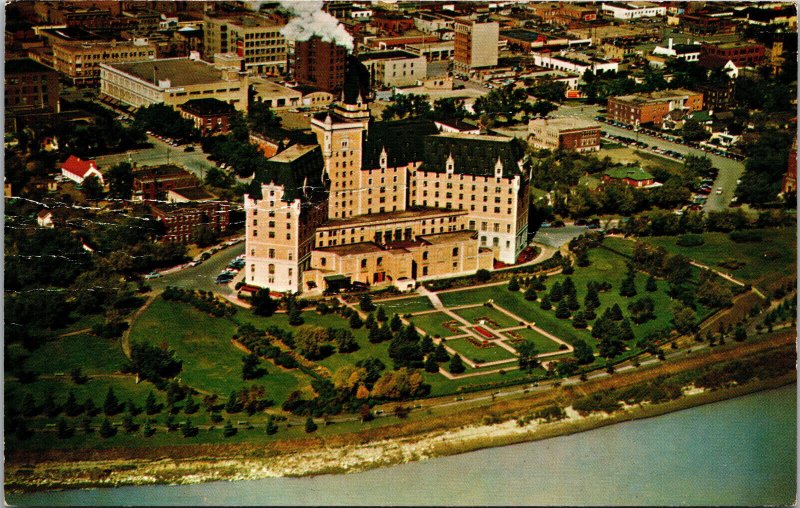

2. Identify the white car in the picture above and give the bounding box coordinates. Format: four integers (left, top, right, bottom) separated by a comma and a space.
716, 189, 723, 195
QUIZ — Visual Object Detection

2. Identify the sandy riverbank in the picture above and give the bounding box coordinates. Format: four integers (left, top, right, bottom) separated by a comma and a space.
6, 373, 794, 494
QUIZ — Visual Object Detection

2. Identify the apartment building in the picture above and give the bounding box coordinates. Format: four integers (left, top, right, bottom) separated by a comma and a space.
100, 56, 248, 111
607, 89, 704, 127
203, 12, 288, 75
528, 117, 601, 153
358, 50, 427, 88
150, 200, 231, 244
178, 98, 236, 135
699, 42, 766, 69
5, 58, 60, 114
453, 16, 499, 76
601, 2, 666, 19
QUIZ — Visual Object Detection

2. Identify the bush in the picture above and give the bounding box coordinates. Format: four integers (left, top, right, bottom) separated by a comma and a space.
728, 230, 763, 243
676, 234, 705, 247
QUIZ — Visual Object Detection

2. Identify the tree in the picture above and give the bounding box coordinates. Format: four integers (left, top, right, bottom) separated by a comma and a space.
628, 296, 656, 324
449, 354, 466, 374
287, 305, 304, 326
56, 418, 74, 439
225, 391, 243, 413
333, 328, 358, 353
182, 418, 198, 438
145, 391, 160, 415
555, 299, 571, 319
390, 314, 403, 332
475, 269, 491, 282
266, 415, 278, 435
103, 387, 121, 416
696, 278, 733, 308
424, 354, 440, 373
376, 306, 387, 322
617, 318, 635, 342
573, 339, 594, 364
508, 277, 520, 291
359, 294, 375, 312
248, 101, 282, 136
645, 275, 658, 292
81, 175, 104, 200
433, 343, 450, 363
619, 273, 637, 297
549, 282, 563, 302
540, 294, 552, 310
252, 289, 277, 317
381, 93, 432, 121
473, 85, 534, 124
681, 118, 710, 142
99, 418, 116, 438
572, 311, 587, 329
567, 292, 580, 311
305, 417, 318, 433
107, 162, 133, 200
420, 334, 434, 354
432, 97, 467, 121
517, 340, 539, 371
223, 420, 237, 437
127, 341, 182, 383
242, 353, 266, 380
191, 225, 217, 248
294, 325, 329, 359
349, 312, 364, 329
143, 419, 156, 437
734, 325, 747, 342
122, 413, 138, 433
64, 390, 83, 417
524, 285, 538, 301
609, 303, 623, 321
672, 302, 697, 335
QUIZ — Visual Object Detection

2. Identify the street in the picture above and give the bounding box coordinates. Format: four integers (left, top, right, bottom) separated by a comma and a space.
557, 103, 745, 212
149, 242, 244, 295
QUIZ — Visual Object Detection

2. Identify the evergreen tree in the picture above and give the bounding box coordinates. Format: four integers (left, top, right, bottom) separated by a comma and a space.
378, 322, 393, 342
645, 275, 658, 292
508, 276, 520, 291
562, 277, 576, 298
368, 322, 381, 343
420, 334, 435, 354
266, 415, 278, 435
145, 391, 160, 415
56, 418, 73, 439
577, 250, 590, 267
390, 313, 403, 332
424, 354, 440, 373
21, 393, 39, 418
182, 418, 198, 438
64, 390, 82, 417
619, 274, 637, 297
572, 339, 594, 364
376, 306, 388, 322
609, 303, 624, 321
549, 282, 563, 302
365, 313, 376, 330
225, 391, 243, 413
223, 420, 237, 437
349, 312, 364, 329
99, 418, 116, 438
433, 343, 450, 363
305, 417, 318, 433
122, 413, 138, 433
242, 353, 264, 380
540, 294, 552, 310
184, 394, 199, 414
449, 354, 466, 374
42, 390, 61, 418
84, 398, 99, 417
572, 311, 587, 329
81, 415, 94, 435
617, 318, 635, 342
103, 387, 121, 416
359, 294, 375, 312
287, 305, 304, 326
533, 275, 547, 291
516, 340, 539, 371
524, 285, 538, 301
734, 325, 747, 342
567, 292, 580, 311
584, 284, 600, 311
584, 307, 597, 321
555, 299, 571, 319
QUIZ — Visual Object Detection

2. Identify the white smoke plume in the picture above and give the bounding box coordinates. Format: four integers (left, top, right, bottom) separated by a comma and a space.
277, 0, 354, 52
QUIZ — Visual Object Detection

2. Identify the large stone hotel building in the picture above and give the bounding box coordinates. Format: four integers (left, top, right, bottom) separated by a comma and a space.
245, 63, 530, 294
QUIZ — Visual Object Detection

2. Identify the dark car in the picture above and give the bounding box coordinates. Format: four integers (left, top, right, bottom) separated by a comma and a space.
551, 220, 565, 228
184, 146, 195, 152
574, 219, 587, 226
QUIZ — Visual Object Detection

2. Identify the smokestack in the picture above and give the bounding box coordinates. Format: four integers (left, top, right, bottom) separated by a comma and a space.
277, 0, 354, 53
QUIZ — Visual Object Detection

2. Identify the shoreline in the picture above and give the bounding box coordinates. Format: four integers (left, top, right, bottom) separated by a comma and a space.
6, 373, 795, 495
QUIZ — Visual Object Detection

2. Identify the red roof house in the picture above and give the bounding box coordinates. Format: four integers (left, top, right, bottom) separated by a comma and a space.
61, 155, 104, 185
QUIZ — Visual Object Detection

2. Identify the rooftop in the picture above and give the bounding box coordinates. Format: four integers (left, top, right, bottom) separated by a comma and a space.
500, 29, 543, 43
168, 186, 216, 201
358, 49, 421, 61
420, 132, 527, 179
530, 117, 600, 131
612, 89, 698, 104
134, 164, 195, 180
106, 58, 234, 87
179, 98, 236, 116
418, 230, 478, 245
251, 79, 303, 97
6, 58, 57, 75
319, 208, 466, 229
315, 242, 386, 256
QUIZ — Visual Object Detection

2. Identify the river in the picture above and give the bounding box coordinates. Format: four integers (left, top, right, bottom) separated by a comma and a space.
8, 385, 796, 506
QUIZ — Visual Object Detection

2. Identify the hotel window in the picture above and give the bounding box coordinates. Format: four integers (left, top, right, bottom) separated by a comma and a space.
268, 264, 275, 274
361, 259, 367, 268
377, 257, 383, 266
321, 257, 327, 266
268, 231, 275, 238
452, 247, 459, 256
269, 249, 275, 258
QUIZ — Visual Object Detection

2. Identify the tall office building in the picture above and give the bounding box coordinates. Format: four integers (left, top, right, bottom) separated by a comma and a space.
453, 16, 499, 76
293, 37, 348, 94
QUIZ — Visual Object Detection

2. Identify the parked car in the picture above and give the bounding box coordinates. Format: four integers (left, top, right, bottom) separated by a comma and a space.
189, 260, 202, 267
144, 271, 161, 279
551, 220, 565, 228
184, 146, 195, 152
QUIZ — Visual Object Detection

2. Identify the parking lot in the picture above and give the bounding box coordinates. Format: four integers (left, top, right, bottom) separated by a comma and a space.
95, 134, 218, 181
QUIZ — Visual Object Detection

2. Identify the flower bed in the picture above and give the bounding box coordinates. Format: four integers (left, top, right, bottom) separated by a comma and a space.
473, 326, 495, 340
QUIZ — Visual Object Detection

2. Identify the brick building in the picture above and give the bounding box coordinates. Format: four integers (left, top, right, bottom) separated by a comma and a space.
52, 36, 156, 86
607, 89, 704, 127
454, 16, 499, 76
528, 2, 598, 25
681, 11, 738, 35
5, 59, 60, 114
699, 42, 766, 69
133, 164, 198, 201
293, 37, 348, 95
178, 98, 235, 136
528, 117, 601, 153
371, 11, 415, 35
697, 80, 736, 112
150, 200, 230, 244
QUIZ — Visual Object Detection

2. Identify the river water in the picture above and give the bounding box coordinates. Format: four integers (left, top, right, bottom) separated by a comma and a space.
8, 385, 796, 506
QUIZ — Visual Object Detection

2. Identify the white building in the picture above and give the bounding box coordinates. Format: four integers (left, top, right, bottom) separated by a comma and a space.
601, 2, 666, 19
652, 39, 701, 62
358, 50, 428, 88
531, 51, 619, 74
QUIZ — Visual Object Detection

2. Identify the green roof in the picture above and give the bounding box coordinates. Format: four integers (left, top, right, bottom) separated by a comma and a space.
689, 110, 713, 122
604, 166, 653, 181
362, 118, 440, 169
324, 274, 350, 282
420, 133, 528, 179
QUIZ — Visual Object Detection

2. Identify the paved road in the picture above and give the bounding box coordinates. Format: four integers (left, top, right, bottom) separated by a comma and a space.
557, 104, 745, 212
149, 242, 244, 295
95, 134, 218, 181
532, 225, 588, 248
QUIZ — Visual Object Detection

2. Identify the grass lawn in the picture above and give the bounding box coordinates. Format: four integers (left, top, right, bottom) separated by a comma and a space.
409, 311, 464, 338
503, 328, 563, 354
439, 286, 501, 307
21, 334, 128, 375
643, 228, 796, 291
445, 338, 517, 363
424, 366, 544, 397
452, 306, 523, 329
374, 296, 434, 315
129, 299, 311, 403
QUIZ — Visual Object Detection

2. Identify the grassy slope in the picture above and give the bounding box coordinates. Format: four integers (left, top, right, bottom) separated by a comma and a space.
445, 338, 517, 363
452, 306, 522, 329
409, 311, 463, 338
